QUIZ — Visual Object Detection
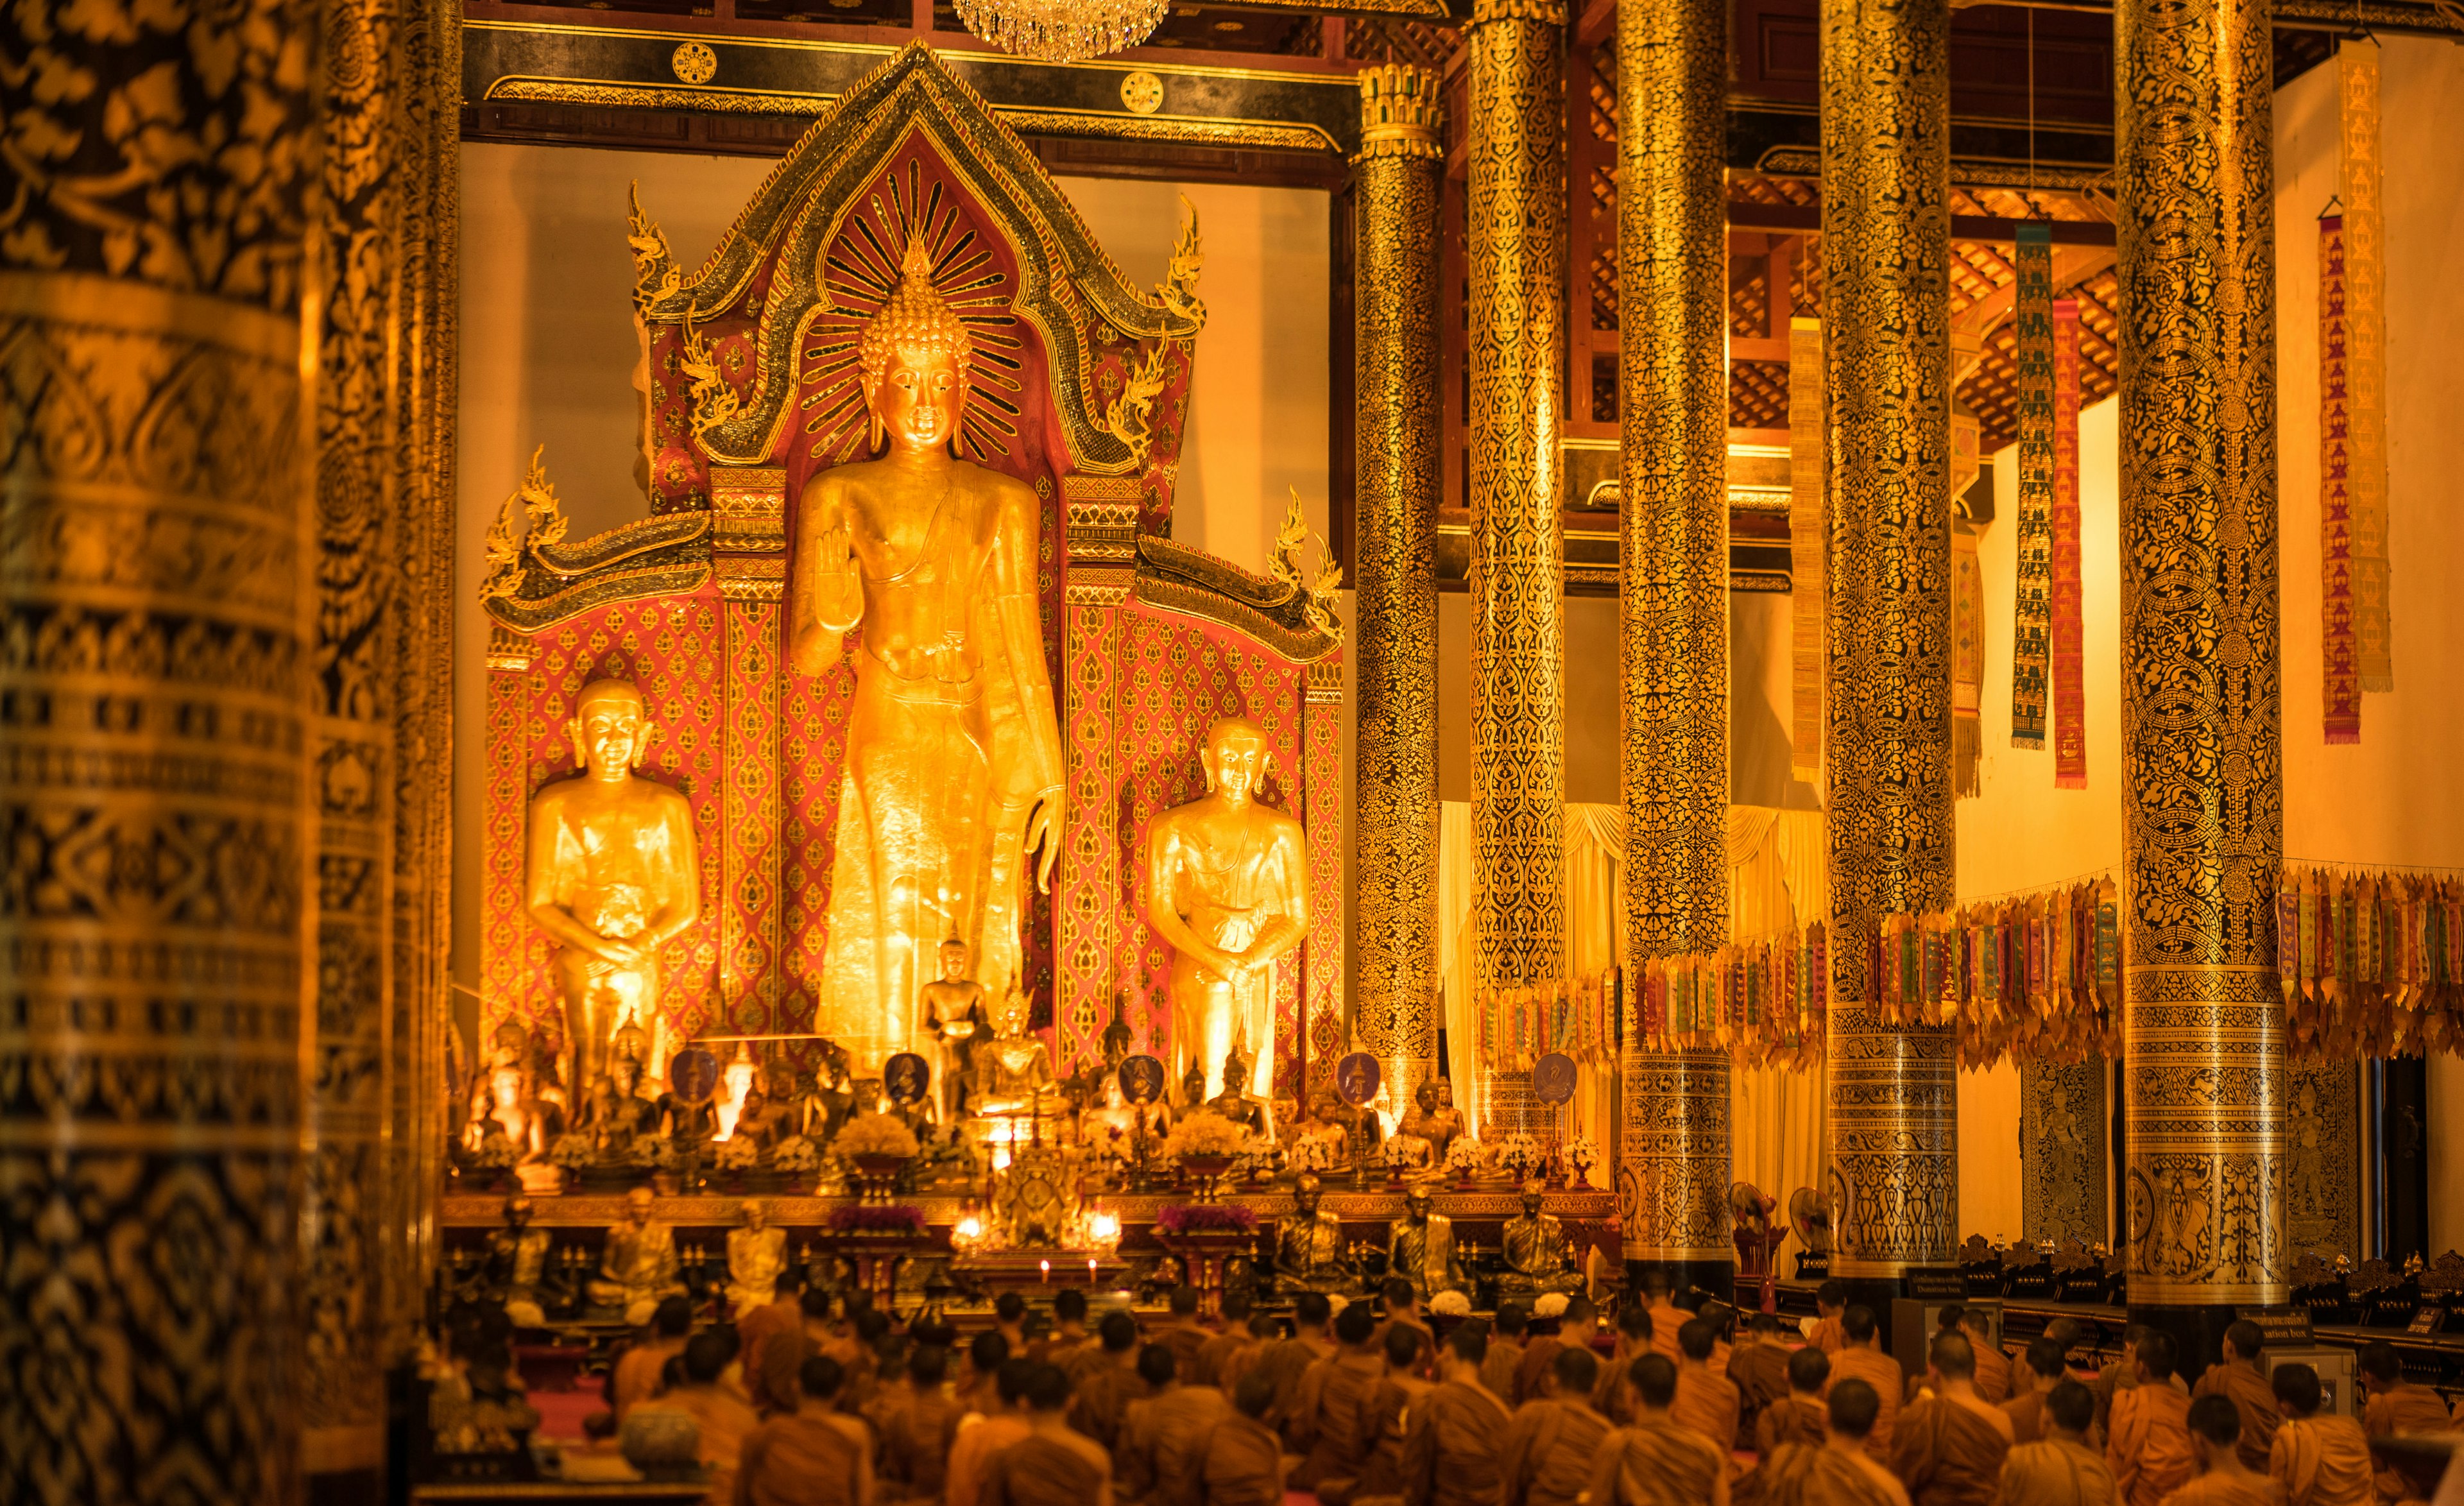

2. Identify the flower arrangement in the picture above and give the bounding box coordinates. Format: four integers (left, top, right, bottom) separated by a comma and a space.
771, 1136, 820, 1172
1563, 1136, 1599, 1186
714, 1136, 759, 1172
835, 1113, 921, 1159
548, 1133, 597, 1170
1430, 1289, 1473, 1318
1380, 1135, 1420, 1172
827, 1203, 927, 1234
1498, 1133, 1541, 1177
1155, 1203, 1260, 1235
1532, 1291, 1571, 1319
464, 1135, 518, 1171
1285, 1136, 1338, 1174
1444, 1137, 1485, 1176
627, 1136, 679, 1170
1161, 1109, 1251, 1159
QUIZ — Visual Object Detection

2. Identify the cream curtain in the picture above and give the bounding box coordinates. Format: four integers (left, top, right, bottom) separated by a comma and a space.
1435, 802, 1829, 1205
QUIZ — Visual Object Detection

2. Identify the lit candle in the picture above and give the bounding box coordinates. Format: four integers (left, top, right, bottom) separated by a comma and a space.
1040, 1258, 1050, 1283
1088, 1258, 1099, 1284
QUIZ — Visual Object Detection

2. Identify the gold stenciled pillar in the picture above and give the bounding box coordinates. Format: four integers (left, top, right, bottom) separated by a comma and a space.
2115, 0, 2285, 1331
1819, 0, 1960, 1288
1351, 65, 1446, 1102
1616, 0, 1733, 1279
1466, 0, 1568, 1133
0, 0, 319, 1498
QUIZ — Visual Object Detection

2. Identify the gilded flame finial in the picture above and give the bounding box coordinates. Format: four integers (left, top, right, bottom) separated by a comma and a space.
859, 234, 973, 387
1356, 64, 1443, 161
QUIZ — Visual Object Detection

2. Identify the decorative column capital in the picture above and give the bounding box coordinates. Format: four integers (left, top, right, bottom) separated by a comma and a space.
1468, 0, 1566, 26
1355, 63, 1444, 161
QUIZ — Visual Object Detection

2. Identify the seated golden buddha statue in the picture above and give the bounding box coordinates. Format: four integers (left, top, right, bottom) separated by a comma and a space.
1498, 1179, 1584, 1297
967, 991, 1063, 1128
1204, 1043, 1274, 1144
1396, 1078, 1466, 1163
525, 678, 701, 1097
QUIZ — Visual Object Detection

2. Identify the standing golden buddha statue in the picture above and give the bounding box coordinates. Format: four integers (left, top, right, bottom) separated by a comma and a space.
791, 236, 1064, 1070
1143, 717, 1310, 1102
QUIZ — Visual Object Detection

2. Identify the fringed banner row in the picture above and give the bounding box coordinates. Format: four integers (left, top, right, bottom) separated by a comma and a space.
1626, 927, 1829, 1072
2279, 867, 2464, 1059
1878, 881, 2124, 1068
2009, 220, 2054, 749
1475, 975, 1618, 1074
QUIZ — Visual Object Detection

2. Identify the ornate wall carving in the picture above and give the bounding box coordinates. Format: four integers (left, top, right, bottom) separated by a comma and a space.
2283, 1060, 2361, 1263
2020, 1059, 2109, 1247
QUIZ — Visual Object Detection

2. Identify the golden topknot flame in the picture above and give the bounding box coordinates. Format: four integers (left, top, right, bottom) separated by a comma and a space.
859, 234, 973, 387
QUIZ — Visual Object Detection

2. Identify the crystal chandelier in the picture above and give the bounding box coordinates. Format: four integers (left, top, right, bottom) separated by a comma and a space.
952, 0, 1167, 63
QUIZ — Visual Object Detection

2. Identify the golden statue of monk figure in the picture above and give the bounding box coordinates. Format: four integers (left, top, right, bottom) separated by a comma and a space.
526, 678, 701, 1098
791, 236, 1063, 1070
1143, 717, 1309, 1102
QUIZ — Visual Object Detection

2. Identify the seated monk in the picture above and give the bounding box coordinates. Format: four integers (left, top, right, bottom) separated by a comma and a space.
1958, 1312, 2012, 1408
1738, 1376, 1904, 1506
1070, 1313, 1146, 1455
739, 1267, 809, 1417
612, 1296, 695, 1422
1758, 1347, 1831, 1458
1201, 1372, 1289, 1506
1588, 1354, 1733, 1506
1731, 1314, 1795, 1452
1516, 1298, 1600, 1407
761, 1288, 843, 1426
1374, 1281, 1440, 1385
1639, 1271, 1688, 1364
2268, 1363, 2372, 1506
1995, 1380, 2117, 1506
1595, 1302, 1656, 1428
1401, 1326, 1515, 1506
1290, 1301, 1388, 1492
1347, 1324, 1435, 1504
2191, 1323, 2282, 1475
984, 1364, 1116, 1506
1830, 1306, 1907, 1464
2360, 1342, 2451, 1505
1216, 1313, 1279, 1401
1194, 1294, 1256, 1389
881, 1345, 959, 1503
1036, 1290, 1097, 1375
1485, 1305, 1531, 1410
1888, 1331, 2013, 1506
629, 1333, 760, 1505
945, 1360, 1036, 1506
2164, 1394, 2281, 1506
1674, 1317, 1744, 1467
738, 1355, 877, 1506
2096, 1328, 2159, 1444
1808, 1283, 1850, 1359
1258, 1294, 1337, 1441
1160, 1288, 1214, 1381
2006, 1339, 2072, 1447
1502, 1346, 1613, 1506
2107, 1333, 2196, 1506
1117, 1344, 1231, 1506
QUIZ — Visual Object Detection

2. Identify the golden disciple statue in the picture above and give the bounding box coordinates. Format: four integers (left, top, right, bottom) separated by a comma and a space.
1143, 717, 1309, 1102
526, 679, 701, 1096
791, 236, 1063, 1070
726, 1199, 789, 1310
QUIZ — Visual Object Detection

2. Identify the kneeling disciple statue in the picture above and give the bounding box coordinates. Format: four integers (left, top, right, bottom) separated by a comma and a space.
1498, 1180, 1585, 1298
526, 678, 701, 1098
589, 1186, 687, 1324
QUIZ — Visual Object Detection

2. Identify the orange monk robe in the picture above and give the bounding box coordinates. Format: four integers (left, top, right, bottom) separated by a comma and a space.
636, 1385, 761, 1506
1810, 1319, 1848, 1358
1648, 1304, 1687, 1363
1969, 1342, 2013, 1407
1757, 1396, 1829, 1458
1500, 1399, 1613, 1506
945, 1415, 1034, 1506
1399, 1379, 1514, 1506
1355, 1378, 1432, 1500
1164, 1327, 1213, 1380
1482, 1340, 1526, 1409
1593, 1353, 1644, 1428
2192, 1365, 2282, 1474
614, 1335, 689, 1421
1512, 1339, 1566, 1408
2107, 1384, 2198, 1506
736, 1408, 871, 1506
1200, 1412, 1285, 1506
1118, 1387, 1232, 1506
1193, 1331, 1249, 1390
984, 1430, 1115, 1506
2269, 1416, 2375, 1506
1995, 1437, 2118, 1506
1288, 1354, 1387, 1491
2155, 1475, 2283, 1506
1584, 1419, 1734, 1506
759, 1328, 836, 1429
1831, 1348, 1910, 1463
1738, 1441, 1906, 1506
740, 1299, 807, 1416
1730, 1346, 1794, 1452
880, 1383, 960, 1502
1888, 1396, 2012, 1506
1673, 1368, 1744, 1468
2363, 1383, 2451, 1441
1256, 1338, 1333, 1438
1070, 1360, 1145, 1453
2004, 1392, 2051, 1446
1376, 1318, 1439, 1382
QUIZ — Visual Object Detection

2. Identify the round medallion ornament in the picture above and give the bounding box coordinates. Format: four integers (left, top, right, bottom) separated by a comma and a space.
1531, 1052, 1577, 1105
671, 41, 718, 85
1334, 1051, 1380, 1108
884, 1052, 931, 1104
669, 1047, 720, 1104
1119, 70, 1165, 115
1120, 1053, 1168, 1104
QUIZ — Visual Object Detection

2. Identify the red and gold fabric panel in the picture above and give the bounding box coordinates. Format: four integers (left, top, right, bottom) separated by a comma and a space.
1303, 660, 1346, 1095
722, 601, 786, 1036
2320, 213, 2361, 744
2008, 220, 2053, 750
2049, 298, 2087, 789
1788, 316, 1826, 783
2340, 40, 2391, 694
1951, 524, 1983, 797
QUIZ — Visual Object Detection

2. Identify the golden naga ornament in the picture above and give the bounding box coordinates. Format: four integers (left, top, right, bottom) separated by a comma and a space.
1143, 716, 1310, 1104
791, 234, 1065, 1072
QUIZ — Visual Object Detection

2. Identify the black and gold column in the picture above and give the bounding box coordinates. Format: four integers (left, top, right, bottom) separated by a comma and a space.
1466, 0, 1568, 1131
1819, 0, 1960, 1303
1352, 65, 1446, 1103
1616, 0, 1733, 1289
2115, 0, 2285, 1355
0, 1, 319, 1499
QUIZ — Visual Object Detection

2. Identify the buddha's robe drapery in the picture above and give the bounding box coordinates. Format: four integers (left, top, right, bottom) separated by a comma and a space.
1739, 1442, 1906, 1506
1674, 1368, 1743, 1464
2191, 1365, 2282, 1473
1289, 1354, 1388, 1491
637, 1385, 760, 1506
1071, 1361, 1144, 1453
1995, 1438, 2118, 1506
1756, 1396, 1829, 1457
2156, 1475, 2284, 1506
1586, 1420, 1736, 1506
2108, 1385, 2197, 1506
735, 1410, 870, 1506
1199, 1413, 1286, 1506
1118, 1387, 1231, 1506
2269, 1416, 2375, 1506
880, 1384, 960, 1501
1731, 1346, 1793, 1451
1482, 1340, 1527, 1408
1832, 1348, 1909, 1461
946, 1414, 1035, 1506
984, 1431, 1115, 1506
1500, 1399, 1611, 1506
1888, 1398, 2013, 1506
1399, 1380, 1514, 1506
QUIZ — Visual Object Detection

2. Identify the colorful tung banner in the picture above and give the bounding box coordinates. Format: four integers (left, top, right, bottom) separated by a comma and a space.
2340, 40, 2391, 695
2009, 221, 2054, 750
2049, 298, 2086, 789
1789, 316, 1826, 783
2320, 212, 2361, 744
1951, 522, 1983, 796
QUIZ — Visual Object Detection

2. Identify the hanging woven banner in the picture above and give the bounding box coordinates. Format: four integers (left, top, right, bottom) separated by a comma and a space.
1952, 522, 1983, 796
2340, 40, 2391, 693
2049, 298, 2087, 789
1789, 316, 1825, 782
2009, 221, 2054, 749
2320, 211, 2361, 744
